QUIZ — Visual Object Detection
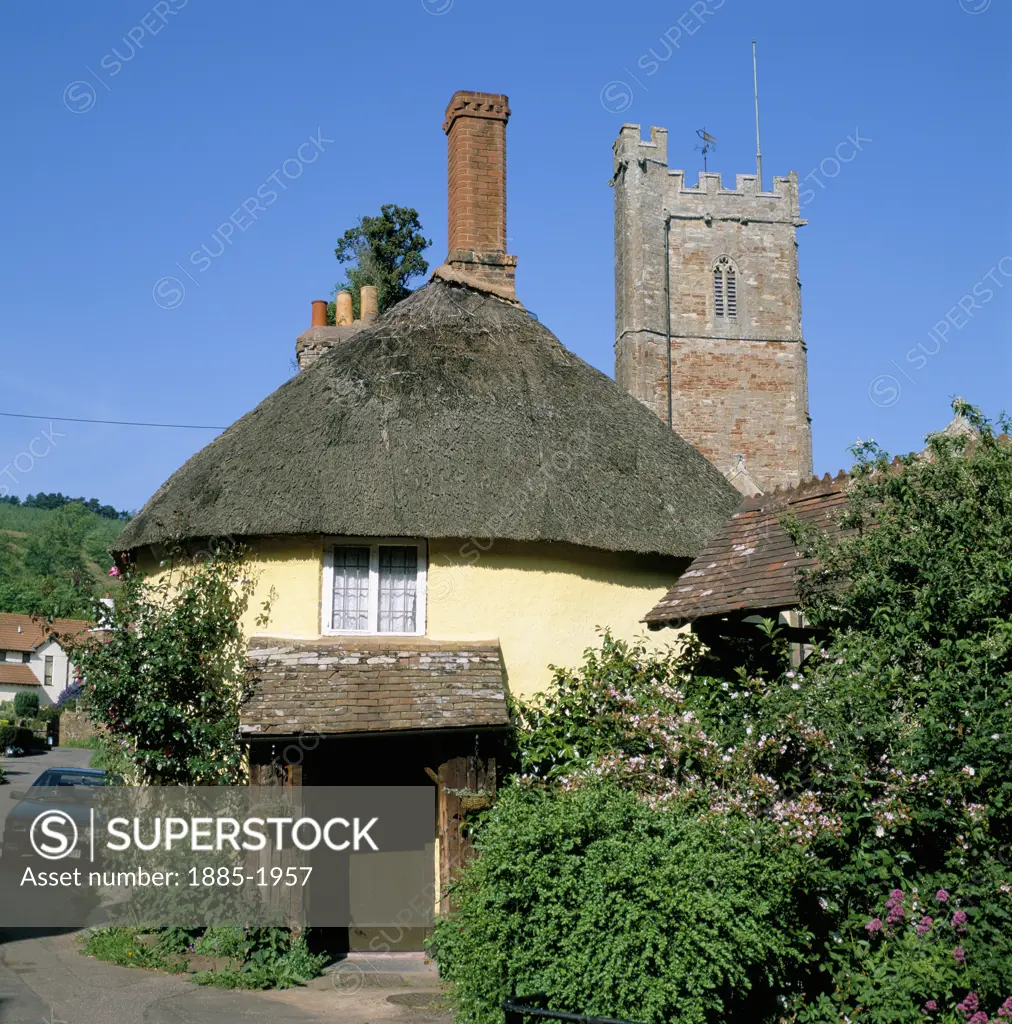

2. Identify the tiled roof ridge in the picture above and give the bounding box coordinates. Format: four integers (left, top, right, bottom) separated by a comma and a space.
739, 469, 850, 513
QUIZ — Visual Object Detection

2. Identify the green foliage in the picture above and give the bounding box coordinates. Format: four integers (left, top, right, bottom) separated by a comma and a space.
434, 782, 810, 1024
81, 926, 326, 989
80, 927, 185, 971
0, 492, 130, 519
0, 501, 124, 616
0, 724, 33, 748
438, 403, 1012, 1024
328, 203, 430, 319
192, 928, 328, 989
800, 888, 1012, 1023
13, 692, 39, 720
60, 544, 272, 785
515, 634, 687, 783
61, 735, 100, 750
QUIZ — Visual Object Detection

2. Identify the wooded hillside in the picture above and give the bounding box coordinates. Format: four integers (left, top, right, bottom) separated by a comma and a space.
0, 502, 125, 617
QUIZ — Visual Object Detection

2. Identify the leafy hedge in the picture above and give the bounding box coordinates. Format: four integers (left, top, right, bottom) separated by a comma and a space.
435, 783, 810, 1024
59, 543, 272, 785
0, 724, 33, 748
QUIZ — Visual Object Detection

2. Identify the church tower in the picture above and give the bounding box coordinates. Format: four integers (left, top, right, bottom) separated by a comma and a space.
612, 124, 812, 494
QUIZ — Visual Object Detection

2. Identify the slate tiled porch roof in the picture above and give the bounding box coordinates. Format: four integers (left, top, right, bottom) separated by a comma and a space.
241, 636, 510, 737
644, 472, 850, 628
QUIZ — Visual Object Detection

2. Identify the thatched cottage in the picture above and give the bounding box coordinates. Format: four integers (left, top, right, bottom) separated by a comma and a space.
116, 91, 738, 941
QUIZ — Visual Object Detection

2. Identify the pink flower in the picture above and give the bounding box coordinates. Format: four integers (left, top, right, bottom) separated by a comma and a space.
923, 1001, 938, 1012
936, 889, 950, 903
996, 996, 1012, 1018
108, 565, 121, 577
953, 909, 968, 931
916, 915, 934, 936
967, 1014, 988, 1024
865, 918, 883, 933
954, 946, 967, 964
958, 993, 980, 1014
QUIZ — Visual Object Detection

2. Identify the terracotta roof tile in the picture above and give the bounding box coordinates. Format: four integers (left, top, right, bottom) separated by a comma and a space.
0, 613, 95, 653
0, 664, 42, 686
644, 472, 851, 626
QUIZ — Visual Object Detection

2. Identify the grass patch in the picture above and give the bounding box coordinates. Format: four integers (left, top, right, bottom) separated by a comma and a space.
80, 928, 187, 973
191, 928, 329, 989
81, 926, 329, 989
61, 736, 100, 749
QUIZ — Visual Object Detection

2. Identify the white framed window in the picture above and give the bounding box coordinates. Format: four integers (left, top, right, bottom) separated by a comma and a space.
322, 539, 427, 636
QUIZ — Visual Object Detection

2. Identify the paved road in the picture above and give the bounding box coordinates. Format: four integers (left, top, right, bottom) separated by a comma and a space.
0, 930, 447, 1024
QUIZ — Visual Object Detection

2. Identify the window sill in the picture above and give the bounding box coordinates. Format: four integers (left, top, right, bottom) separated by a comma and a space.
320, 629, 425, 639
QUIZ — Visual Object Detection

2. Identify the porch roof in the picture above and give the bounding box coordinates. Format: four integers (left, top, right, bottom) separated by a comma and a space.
240, 636, 510, 737
643, 471, 851, 628
0, 664, 41, 686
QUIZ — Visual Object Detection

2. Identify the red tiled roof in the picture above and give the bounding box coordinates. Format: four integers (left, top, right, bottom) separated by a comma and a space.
0, 664, 42, 686
241, 636, 510, 737
0, 613, 95, 653
644, 472, 851, 627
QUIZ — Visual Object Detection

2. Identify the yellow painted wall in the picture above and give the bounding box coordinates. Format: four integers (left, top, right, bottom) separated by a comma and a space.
239, 535, 323, 638
139, 536, 686, 701
425, 538, 686, 699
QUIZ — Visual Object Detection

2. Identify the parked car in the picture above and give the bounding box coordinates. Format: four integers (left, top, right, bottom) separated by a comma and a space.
1, 767, 115, 864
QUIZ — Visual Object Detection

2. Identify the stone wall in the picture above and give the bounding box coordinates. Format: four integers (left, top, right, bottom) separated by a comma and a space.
612, 124, 813, 492
59, 711, 100, 745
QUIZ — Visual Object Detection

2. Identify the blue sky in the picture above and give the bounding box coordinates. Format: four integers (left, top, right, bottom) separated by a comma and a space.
1, 0, 1008, 512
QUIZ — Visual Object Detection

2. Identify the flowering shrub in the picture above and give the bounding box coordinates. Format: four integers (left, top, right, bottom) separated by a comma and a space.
59, 543, 272, 785
800, 886, 1011, 1022
436, 404, 1012, 1023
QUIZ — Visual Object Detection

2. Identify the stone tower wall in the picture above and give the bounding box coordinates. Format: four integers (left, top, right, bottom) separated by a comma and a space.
613, 124, 812, 492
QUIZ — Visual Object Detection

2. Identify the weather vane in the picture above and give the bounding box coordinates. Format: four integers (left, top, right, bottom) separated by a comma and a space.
695, 128, 717, 172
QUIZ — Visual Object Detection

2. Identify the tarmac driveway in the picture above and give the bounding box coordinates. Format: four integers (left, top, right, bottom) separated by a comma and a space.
0, 928, 449, 1024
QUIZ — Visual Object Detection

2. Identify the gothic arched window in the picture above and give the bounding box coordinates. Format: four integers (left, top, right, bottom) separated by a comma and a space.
713, 256, 738, 320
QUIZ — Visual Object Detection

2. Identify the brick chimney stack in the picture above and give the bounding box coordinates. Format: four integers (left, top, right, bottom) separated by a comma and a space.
443, 90, 517, 296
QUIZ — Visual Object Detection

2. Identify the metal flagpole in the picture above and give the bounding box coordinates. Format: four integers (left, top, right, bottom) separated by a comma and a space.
752, 39, 763, 192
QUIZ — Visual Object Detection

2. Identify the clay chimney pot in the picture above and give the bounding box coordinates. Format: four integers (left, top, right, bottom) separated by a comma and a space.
359, 285, 379, 324
335, 290, 354, 326
310, 300, 327, 327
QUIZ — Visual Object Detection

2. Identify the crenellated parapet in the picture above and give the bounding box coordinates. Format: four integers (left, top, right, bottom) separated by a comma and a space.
614, 124, 803, 223
612, 122, 813, 494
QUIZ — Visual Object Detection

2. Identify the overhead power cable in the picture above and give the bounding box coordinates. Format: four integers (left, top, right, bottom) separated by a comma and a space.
0, 411, 224, 430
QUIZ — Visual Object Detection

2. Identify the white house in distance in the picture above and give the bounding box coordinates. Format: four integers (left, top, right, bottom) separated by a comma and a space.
0, 613, 93, 707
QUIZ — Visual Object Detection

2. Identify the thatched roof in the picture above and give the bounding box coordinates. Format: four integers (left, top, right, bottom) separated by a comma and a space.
118, 280, 738, 557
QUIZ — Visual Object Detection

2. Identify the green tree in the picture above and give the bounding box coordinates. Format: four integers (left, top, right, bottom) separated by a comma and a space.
10, 502, 96, 616
60, 544, 272, 785
329, 204, 430, 320
13, 691, 39, 720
